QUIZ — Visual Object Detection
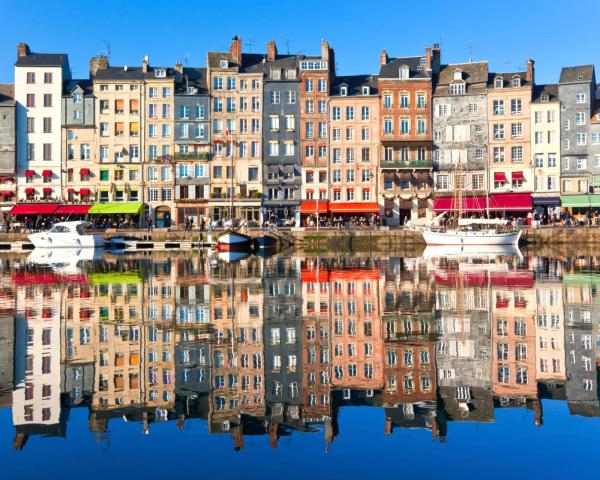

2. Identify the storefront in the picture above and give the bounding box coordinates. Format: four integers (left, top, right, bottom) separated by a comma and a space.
88, 202, 144, 229
300, 200, 329, 226
561, 195, 600, 222
329, 202, 380, 222
488, 193, 532, 218
532, 195, 561, 219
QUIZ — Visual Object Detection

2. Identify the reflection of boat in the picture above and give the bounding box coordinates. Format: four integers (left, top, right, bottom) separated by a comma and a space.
26, 247, 103, 274
423, 244, 522, 261
28, 221, 105, 248
217, 250, 251, 263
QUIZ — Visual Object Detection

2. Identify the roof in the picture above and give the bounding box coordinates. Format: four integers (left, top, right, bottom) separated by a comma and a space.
94, 66, 176, 81
176, 67, 208, 94
487, 71, 531, 88
559, 65, 595, 84
15, 53, 68, 67
0, 84, 15, 106
332, 74, 378, 96
532, 83, 559, 103
433, 61, 488, 96
379, 55, 431, 80
243, 54, 302, 78
64, 79, 93, 96
207, 52, 266, 73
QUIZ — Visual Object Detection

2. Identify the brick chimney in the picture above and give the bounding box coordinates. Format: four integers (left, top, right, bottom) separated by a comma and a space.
230, 36, 242, 65
380, 49, 388, 66
425, 47, 432, 71
175, 61, 183, 74
321, 39, 330, 61
267, 40, 277, 61
142, 55, 149, 73
17, 42, 30, 59
89, 54, 109, 77
526, 58, 535, 83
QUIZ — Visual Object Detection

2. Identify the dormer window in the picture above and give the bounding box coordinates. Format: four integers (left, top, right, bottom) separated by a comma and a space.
417, 58, 426, 71
72, 93, 82, 104
362, 86, 370, 95
511, 75, 521, 88
155, 69, 166, 78
494, 76, 504, 88
449, 82, 465, 95
578, 75, 583, 80
453, 69, 463, 81
219, 59, 228, 68
340, 86, 348, 96
541, 94, 549, 102
187, 87, 198, 95
399, 66, 410, 79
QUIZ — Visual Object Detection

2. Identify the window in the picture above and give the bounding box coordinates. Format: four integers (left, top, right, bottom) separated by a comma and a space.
450, 83, 465, 95
493, 124, 505, 140
511, 123, 522, 139
318, 79, 327, 92
383, 93, 393, 108
468, 103, 478, 114
383, 118, 393, 135
305, 79, 314, 92
436, 104, 449, 117
26, 93, 35, 107
493, 100, 504, 115
361, 106, 370, 120
535, 154, 544, 167
400, 94, 409, 108
286, 90, 296, 104
511, 146, 523, 162
339, 86, 347, 96
493, 147, 505, 163
346, 107, 354, 120
576, 112, 586, 125
332, 106, 341, 121
576, 93, 586, 104
576, 133, 587, 145
510, 99, 522, 114
416, 94, 426, 108
270, 91, 280, 104
577, 156, 587, 170
400, 118, 409, 134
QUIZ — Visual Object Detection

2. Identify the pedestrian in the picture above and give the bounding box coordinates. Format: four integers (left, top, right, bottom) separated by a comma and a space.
146, 214, 153, 232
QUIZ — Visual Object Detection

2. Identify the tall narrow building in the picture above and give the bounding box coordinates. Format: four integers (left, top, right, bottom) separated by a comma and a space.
0, 84, 16, 211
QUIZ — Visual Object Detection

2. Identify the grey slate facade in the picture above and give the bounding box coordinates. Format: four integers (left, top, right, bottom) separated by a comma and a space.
0, 84, 16, 176
0, 314, 14, 408
432, 62, 489, 197
559, 65, 597, 193
62, 80, 95, 127
261, 58, 301, 221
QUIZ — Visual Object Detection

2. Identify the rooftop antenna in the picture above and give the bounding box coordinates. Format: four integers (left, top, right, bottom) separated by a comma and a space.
184, 52, 190, 65
468, 42, 473, 63
283, 39, 290, 55
245, 38, 254, 53
101, 40, 112, 58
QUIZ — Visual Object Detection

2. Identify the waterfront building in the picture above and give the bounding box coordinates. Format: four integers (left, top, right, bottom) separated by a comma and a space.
378, 45, 439, 225
487, 61, 535, 218
258, 41, 302, 223
207, 36, 263, 224
173, 65, 211, 226
530, 84, 561, 217
559, 65, 598, 212
0, 84, 16, 213
15, 43, 70, 202
298, 40, 335, 222
432, 61, 489, 215
61, 77, 96, 205
328, 75, 380, 219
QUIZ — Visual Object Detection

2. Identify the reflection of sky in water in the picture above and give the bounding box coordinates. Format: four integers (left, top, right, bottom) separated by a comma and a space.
0, 250, 598, 478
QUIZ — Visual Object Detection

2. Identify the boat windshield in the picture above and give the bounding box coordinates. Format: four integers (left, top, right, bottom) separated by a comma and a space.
75, 224, 86, 235
49, 225, 71, 233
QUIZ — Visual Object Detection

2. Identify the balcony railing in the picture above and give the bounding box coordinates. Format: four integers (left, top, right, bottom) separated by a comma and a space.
174, 152, 211, 161
380, 160, 433, 169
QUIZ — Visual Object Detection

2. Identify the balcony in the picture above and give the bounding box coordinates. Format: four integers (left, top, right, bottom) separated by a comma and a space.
150, 155, 174, 163
174, 152, 211, 161
380, 159, 433, 169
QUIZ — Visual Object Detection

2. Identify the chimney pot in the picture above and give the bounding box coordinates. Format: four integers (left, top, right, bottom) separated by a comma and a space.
380, 49, 388, 66
89, 54, 109, 77
230, 36, 242, 65
526, 58, 535, 83
321, 39, 330, 61
175, 61, 184, 74
425, 47, 432, 71
142, 55, 149, 73
17, 42, 30, 59
267, 40, 277, 61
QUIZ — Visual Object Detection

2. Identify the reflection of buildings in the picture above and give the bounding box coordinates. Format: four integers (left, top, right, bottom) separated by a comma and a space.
0, 269, 15, 407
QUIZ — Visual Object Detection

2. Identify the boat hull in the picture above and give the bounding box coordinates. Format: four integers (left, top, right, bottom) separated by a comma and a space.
422, 229, 521, 246
28, 232, 105, 248
216, 231, 252, 251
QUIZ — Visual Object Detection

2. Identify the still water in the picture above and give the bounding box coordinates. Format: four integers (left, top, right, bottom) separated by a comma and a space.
1, 247, 600, 478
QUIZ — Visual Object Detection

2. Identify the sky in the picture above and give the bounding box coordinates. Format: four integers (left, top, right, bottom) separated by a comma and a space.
0, 0, 599, 85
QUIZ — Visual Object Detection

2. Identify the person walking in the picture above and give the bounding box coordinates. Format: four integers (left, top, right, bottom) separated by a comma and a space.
146, 214, 153, 232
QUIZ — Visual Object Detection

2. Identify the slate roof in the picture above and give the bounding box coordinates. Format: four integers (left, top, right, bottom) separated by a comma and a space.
0, 84, 15, 106
15, 53, 68, 67
487, 71, 531, 88
94, 66, 176, 81
379, 55, 431, 80
532, 83, 559, 103
175, 67, 208, 94
332, 74, 378, 96
433, 61, 488, 96
559, 65, 595, 84
64, 79, 93, 96
243, 54, 302, 77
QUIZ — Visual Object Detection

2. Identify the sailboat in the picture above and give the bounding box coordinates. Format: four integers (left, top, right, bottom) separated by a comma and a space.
422, 149, 521, 246
216, 130, 252, 251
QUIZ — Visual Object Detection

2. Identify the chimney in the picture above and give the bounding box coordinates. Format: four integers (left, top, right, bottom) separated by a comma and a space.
17, 42, 30, 59
142, 55, 149, 73
89, 55, 109, 77
321, 39, 330, 61
432, 43, 441, 73
230, 35, 242, 65
425, 47, 432, 71
526, 58, 535, 84
267, 40, 277, 61
380, 49, 388, 66
175, 61, 183, 74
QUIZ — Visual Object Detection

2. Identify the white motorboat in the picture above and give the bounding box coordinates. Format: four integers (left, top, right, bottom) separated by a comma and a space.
28, 221, 105, 248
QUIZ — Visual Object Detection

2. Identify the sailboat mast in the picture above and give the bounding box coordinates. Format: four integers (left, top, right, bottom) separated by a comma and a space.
230, 131, 234, 221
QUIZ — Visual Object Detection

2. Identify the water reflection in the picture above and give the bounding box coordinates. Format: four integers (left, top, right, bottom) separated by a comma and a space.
1, 250, 599, 452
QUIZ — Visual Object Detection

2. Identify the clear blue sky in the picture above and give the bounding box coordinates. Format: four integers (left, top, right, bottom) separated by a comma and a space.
1, 0, 598, 85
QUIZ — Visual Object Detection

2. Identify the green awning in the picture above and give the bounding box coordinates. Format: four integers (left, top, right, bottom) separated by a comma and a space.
88, 271, 143, 285
594, 176, 600, 187
88, 202, 143, 215
563, 273, 600, 287
561, 195, 590, 208
590, 195, 600, 208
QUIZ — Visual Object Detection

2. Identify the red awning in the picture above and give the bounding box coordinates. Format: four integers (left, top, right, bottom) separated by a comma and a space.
24, 170, 35, 177
67, 188, 75, 193
9, 204, 59, 215
301, 268, 331, 283
11, 271, 88, 285
43, 187, 53, 193
496, 298, 510, 308
55, 205, 91, 215
1, 176, 13, 182
494, 172, 507, 182
42, 170, 52, 177
511, 171, 525, 181
79, 188, 91, 195
80, 168, 90, 175
300, 200, 329, 214
489, 193, 532, 212
433, 196, 487, 212
329, 202, 380, 213
24, 188, 35, 194
2, 191, 12, 196
67, 168, 73, 173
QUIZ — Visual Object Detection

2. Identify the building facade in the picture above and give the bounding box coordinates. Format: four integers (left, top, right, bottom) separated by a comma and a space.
0, 84, 16, 213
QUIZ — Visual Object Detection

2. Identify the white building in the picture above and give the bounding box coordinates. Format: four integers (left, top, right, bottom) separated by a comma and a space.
14, 43, 70, 202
